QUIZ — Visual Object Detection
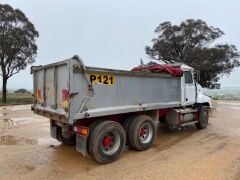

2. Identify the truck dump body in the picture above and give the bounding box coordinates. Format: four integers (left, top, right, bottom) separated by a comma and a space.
32, 56, 182, 124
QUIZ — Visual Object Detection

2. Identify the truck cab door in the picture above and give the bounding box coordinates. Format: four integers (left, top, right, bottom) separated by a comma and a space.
184, 71, 196, 105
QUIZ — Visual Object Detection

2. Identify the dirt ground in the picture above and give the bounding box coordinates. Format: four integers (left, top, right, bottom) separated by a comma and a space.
0, 101, 240, 180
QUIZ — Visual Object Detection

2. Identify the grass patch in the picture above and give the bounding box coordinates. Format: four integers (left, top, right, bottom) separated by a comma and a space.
204, 89, 240, 100
0, 93, 33, 106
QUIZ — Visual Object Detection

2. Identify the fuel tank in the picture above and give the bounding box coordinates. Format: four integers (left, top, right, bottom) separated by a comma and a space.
166, 108, 196, 126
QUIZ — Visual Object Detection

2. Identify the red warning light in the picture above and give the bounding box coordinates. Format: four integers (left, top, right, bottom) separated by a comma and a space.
62, 89, 69, 101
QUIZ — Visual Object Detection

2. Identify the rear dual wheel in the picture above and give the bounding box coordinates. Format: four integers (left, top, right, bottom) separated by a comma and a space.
88, 121, 126, 164
125, 115, 156, 151
88, 115, 156, 164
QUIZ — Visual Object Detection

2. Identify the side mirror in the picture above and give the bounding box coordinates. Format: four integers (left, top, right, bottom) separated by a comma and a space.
194, 70, 200, 82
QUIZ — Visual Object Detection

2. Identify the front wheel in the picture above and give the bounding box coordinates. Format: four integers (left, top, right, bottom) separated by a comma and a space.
88, 121, 126, 164
195, 106, 209, 129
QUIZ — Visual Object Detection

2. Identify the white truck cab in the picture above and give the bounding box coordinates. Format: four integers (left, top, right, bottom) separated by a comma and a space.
180, 64, 212, 108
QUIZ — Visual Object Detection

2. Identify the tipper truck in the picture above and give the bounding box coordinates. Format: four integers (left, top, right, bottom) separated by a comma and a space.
31, 55, 212, 164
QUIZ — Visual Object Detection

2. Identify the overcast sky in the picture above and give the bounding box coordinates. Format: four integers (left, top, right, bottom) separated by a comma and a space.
0, 0, 240, 89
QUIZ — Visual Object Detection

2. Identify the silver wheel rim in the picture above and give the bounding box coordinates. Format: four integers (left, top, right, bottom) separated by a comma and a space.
101, 131, 121, 156
138, 122, 153, 144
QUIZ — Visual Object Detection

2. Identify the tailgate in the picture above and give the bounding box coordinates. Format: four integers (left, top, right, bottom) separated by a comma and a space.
32, 60, 70, 121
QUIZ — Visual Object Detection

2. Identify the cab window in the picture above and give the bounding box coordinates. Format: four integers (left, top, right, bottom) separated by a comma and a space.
184, 71, 193, 84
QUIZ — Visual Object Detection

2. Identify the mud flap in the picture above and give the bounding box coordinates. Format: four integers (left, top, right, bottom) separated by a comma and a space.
76, 134, 88, 157
50, 124, 57, 139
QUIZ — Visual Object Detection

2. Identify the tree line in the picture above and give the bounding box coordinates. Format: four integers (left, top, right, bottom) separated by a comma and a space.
145, 19, 240, 87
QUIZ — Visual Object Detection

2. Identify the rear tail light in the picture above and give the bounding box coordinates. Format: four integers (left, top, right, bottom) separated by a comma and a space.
35, 89, 43, 103
62, 89, 69, 101
74, 126, 89, 137
61, 89, 69, 111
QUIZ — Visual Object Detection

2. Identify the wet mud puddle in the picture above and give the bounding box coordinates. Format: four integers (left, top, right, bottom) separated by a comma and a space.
0, 106, 54, 146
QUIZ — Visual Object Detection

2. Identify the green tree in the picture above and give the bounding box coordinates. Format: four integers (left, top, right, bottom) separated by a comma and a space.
146, 19, 240, 87
0, 4, 39, 103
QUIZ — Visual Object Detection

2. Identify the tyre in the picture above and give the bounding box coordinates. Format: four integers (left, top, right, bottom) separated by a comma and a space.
88, 121, 126, 164
88, 120, 103, 131
128, 115, 156, 151
123, 115, 137, 145
87, 120, 103, 154
195, 106, 209, 129
57, 126, 76, 145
